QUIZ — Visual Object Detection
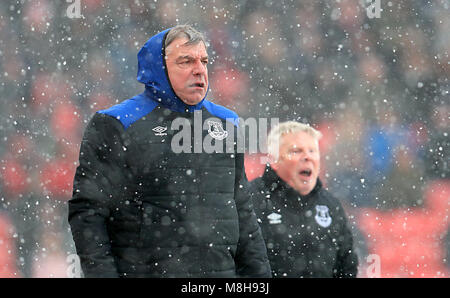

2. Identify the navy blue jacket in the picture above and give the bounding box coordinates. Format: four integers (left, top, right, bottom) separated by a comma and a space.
68, 29, 270, 278
250, 165, 358, 278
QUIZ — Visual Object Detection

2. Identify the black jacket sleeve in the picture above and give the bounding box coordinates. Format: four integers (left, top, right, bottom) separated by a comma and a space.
68, 113, 128, 278
233, 152, 272, 278
333, 200, 359, 278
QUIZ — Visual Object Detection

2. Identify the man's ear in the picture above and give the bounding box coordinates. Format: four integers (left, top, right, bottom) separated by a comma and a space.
269, 155, 279, 171
270, 163, 278, 172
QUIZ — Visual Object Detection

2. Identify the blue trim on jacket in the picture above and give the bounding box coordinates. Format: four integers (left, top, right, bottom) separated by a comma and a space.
203, 100, 240, 127
98, 93, 158, 130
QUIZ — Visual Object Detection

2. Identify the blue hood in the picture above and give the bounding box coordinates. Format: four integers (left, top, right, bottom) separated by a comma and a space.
136, 28, 208, 113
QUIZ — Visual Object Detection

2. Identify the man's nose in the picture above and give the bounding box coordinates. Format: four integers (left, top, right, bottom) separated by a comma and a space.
192, 59, 207, 76
300, 151, 311, 161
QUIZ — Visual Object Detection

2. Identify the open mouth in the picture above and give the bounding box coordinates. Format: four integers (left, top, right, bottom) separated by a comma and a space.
299, 169, 312, 177
192, 82, 205, 88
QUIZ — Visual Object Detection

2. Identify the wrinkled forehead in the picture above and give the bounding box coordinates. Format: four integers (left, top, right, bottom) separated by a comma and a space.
165, 37, 208, 57
280, 131, 319, 151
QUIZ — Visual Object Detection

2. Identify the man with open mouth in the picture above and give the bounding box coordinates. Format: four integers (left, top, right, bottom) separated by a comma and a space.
250, 121, 358, 278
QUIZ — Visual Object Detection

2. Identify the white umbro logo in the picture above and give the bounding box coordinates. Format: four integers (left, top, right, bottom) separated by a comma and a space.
267, 212, 282, 224
152, 126, 167, 136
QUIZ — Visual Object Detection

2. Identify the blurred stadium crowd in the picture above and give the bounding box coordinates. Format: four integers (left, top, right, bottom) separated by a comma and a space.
0, 0, 448, 277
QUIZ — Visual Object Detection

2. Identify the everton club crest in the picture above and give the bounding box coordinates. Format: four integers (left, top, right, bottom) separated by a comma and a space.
314, 205, 332, 228
207, 120, 228, 140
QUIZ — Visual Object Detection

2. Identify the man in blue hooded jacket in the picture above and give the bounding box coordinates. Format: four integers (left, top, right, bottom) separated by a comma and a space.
68, 25, 271, 278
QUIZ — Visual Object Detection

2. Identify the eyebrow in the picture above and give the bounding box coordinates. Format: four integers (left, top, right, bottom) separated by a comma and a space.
176, 55, 209, 61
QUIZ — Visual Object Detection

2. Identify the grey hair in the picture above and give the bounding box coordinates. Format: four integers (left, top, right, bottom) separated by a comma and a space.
165, 24, 207, 48
267, 121, 322, 160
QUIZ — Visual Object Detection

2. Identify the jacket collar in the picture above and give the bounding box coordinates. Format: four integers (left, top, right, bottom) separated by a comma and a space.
143, 86, 205, 113
261, 164, 322, 209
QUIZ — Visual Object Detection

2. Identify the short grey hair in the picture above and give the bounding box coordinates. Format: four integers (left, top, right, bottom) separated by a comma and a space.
165, 24, 207, 48
267, 121, 322, 160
